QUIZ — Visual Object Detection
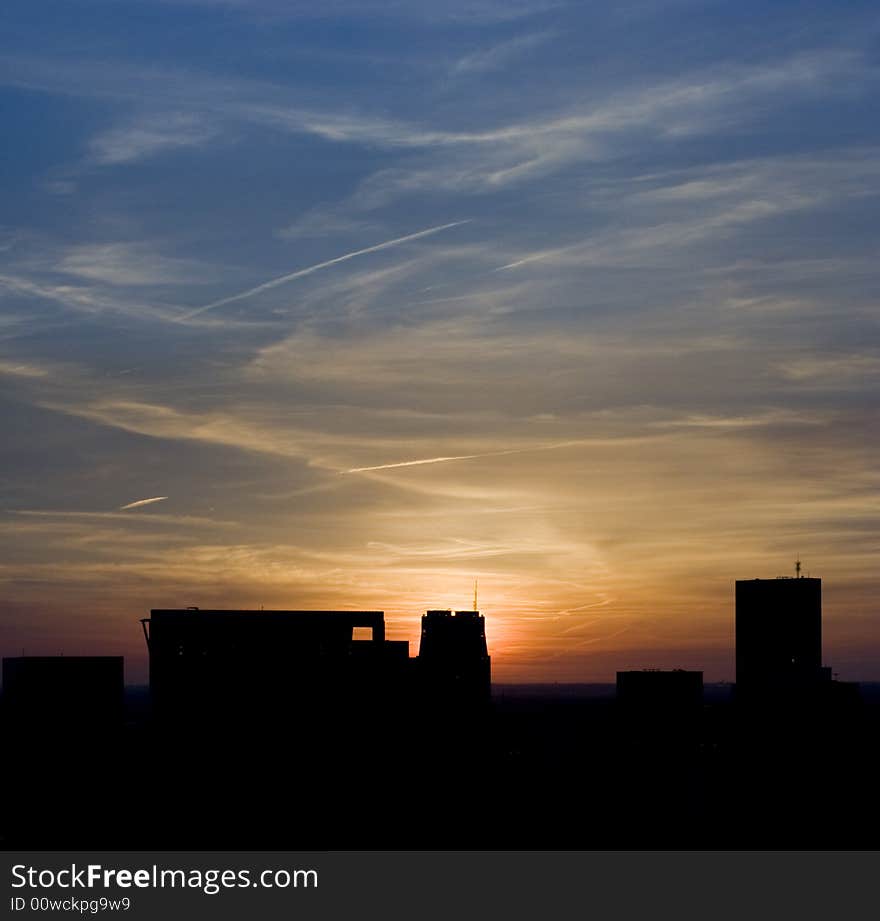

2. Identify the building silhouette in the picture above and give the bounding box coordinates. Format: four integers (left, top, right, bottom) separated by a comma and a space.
735, 575, 828, 699
142, 608, 409, 725
417, 609, 491, 706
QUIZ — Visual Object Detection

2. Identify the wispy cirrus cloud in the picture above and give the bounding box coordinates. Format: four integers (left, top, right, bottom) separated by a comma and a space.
3, 40, 868, 201
58, 242, 213, 287
0, 271, 182, 322
277, 207, 379, 241
0, 359, 49, 378
12, 509, 230, 527
88, 112, 220, 165
449, 30, 558, 76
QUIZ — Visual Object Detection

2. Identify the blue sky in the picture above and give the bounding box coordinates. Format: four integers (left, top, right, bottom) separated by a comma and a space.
1, 1, 879, 681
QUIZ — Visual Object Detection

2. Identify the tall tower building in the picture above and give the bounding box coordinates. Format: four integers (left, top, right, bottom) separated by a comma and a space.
417, 609, 491, 706
735, 573, 826, 696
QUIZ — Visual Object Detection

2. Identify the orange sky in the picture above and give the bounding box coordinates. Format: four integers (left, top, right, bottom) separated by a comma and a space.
2, 422, 876, 684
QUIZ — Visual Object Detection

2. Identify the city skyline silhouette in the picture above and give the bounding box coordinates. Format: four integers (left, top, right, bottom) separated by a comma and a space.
1, 0, 879, 857
0, 559, 860, 699
2, 569, 878, 849
0, 559, 880, 685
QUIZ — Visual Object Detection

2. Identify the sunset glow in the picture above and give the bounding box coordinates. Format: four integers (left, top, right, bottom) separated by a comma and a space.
1, 2, 878, 684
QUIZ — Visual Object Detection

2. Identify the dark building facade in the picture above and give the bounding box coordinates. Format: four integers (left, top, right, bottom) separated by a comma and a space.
417, 609, 491, 706
735, 577, 826, 696
142, 609, 409, 725
2, 656, 124, 736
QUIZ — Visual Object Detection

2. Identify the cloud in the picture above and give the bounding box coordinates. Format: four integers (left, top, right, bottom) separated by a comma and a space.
493, 150, 880, 272
88, 112, 220, 165
7, 40, 863, 205
0, 267, 278, 329
13, 509, 230, 528
0, 360, 49, 378
0, 229, 22, 252
449, 30, 557, 76
277, 208, 379, 240
268, 49, 868, 201
0, 271, 182, 322
57, 243, 212, 287
777, 354, 880, 387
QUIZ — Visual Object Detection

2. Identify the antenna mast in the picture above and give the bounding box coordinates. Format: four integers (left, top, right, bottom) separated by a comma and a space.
473, 578, 478, 612
795, 558, 802, 579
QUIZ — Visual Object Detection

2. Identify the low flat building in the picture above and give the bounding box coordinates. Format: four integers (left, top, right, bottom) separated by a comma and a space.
142, 608, 408, 726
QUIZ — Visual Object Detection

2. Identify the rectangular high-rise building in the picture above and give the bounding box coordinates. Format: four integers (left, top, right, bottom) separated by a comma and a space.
735, 577, 823, 694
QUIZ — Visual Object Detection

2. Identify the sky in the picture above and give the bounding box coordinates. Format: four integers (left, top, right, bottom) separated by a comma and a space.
1, 0, 878, 683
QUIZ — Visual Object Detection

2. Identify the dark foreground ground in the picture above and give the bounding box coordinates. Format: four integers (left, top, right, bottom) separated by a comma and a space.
2, 683, 878, 849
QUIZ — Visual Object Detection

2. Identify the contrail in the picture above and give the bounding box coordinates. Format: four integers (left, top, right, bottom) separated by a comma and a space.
345, 440, 585, 474
119, 496, 168, 510
181, 220, 470, 319
346, 454, 486, 473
